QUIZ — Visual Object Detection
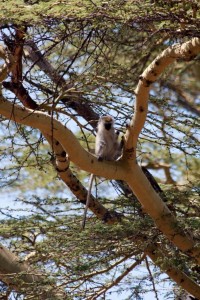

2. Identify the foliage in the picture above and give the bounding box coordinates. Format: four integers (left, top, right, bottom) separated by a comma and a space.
0, 0, 200, 299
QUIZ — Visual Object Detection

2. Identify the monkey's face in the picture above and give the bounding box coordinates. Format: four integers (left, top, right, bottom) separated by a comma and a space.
104, 122, 112, 130
102, 116, 113, 131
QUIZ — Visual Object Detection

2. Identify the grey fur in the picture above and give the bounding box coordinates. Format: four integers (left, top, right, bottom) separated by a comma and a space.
82, 116, 120, 229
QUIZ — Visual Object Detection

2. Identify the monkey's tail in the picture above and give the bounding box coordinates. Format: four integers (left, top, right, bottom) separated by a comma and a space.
82, 174, 95, 230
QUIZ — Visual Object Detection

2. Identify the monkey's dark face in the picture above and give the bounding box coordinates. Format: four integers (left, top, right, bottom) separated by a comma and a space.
100, 115, 113, 131
104, 122, 112, 130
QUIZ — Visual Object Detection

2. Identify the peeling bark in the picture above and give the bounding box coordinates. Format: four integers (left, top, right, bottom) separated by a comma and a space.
124, 37, 200, 155
1, 37, 121, 225
0, 36, 200, 296
0, 95, 199, 264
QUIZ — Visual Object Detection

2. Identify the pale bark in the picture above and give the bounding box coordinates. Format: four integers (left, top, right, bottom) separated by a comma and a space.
126, 164, 198, 256
1, 38, 200, 264
0, 243, 39, 286
44, 134, 121, 224
1, 40, 121, 224
0, 37, 200, 295
124, 37, 200, 153
0, 94, 199, 264
0, 95, 124, 179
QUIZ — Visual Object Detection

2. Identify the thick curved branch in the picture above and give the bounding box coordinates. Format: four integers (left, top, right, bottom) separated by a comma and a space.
0, 36, 121, 225
127, 163, 200, 264
0, 95, 125, 179
1, 36, 200, 266
0, 96, 199, 263
124, 37, 200, 159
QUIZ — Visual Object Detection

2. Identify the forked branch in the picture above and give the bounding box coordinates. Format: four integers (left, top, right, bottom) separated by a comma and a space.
124, 38, 200, 159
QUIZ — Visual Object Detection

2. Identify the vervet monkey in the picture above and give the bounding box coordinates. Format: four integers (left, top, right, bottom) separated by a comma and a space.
82, 116, 121, 229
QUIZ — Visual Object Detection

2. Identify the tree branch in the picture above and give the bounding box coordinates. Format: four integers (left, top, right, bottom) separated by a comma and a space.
0, 93, 199, 264
45, 134, 121, 224
24, 40, 99, 126
0, 36, 121, 225
124, 37, 200, 159
126, 163, 200, 263
0, 95, 125, 179
1, 35, 200, 272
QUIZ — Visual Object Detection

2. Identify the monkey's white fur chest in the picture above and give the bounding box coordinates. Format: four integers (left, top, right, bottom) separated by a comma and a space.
95, 126, 118, 160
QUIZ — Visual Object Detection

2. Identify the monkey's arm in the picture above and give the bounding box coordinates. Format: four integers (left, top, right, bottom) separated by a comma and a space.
95, 140, 106, 161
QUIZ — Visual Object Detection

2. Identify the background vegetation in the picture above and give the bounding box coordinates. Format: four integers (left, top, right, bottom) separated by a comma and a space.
0, 1, 199, 299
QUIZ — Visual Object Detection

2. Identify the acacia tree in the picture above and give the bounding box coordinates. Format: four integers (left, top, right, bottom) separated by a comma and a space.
0, 1, 199, 299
